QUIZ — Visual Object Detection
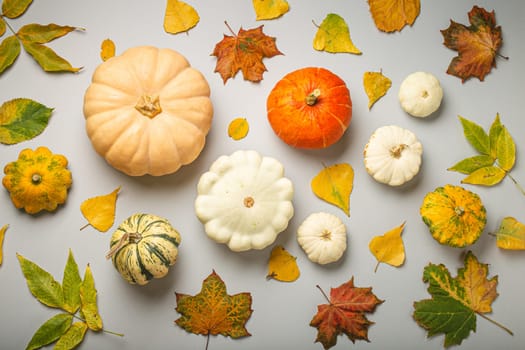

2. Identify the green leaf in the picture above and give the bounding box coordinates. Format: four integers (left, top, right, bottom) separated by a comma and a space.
80, 264, 103, 331
496, 125, 516, 171
0, 97, 53, 144
62, 249, 82, 314
494, 217, 525, 250
448, 155, 494, 174
25, 313, 73, 350
17, 253, 64, 309
21, 41, 80, 72
461, 166, 506, 186
0, 35, 21, 74
53, 322, 88, 350
2, 0, 33, 18
459, 116, 490, 155
488, 113, 502, 158
17, 23, 79, 44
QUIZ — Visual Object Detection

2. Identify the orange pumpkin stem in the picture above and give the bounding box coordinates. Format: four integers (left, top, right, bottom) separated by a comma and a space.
305, 88, 321, 106
244, 196, 255, 208
135, 94, 162, 118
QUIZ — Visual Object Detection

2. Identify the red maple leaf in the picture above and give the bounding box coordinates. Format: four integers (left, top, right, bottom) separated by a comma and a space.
310, 277, 383, 349
211, 22, 283, 84
441, 6, 507, 82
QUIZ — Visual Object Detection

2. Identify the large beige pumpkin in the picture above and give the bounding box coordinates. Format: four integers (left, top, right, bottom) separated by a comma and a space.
83, 46, 213, 176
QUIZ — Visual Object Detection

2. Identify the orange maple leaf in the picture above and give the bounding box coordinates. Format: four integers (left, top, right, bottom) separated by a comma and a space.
212, 22, 283, 83
441, 6, 506, 82
310, 277, 383, 349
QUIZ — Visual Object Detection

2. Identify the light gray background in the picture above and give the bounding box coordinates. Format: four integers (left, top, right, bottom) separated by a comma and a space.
1, 1, 524, 349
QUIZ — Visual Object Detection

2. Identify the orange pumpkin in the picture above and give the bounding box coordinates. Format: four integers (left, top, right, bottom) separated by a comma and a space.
266, 67, 352, 149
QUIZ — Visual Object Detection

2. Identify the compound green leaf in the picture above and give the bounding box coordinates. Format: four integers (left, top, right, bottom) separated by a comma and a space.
0, 35, 21, 74
62, 250, 82, 314
459, 116, 490, 155
448, 155, 495, 174
488, 114, 502, 158
53, 322, 88, 350
80, 264, 103, 332
0, 97, 53, 144
21, 41, 80, 72
17, 253, 64, 309
495, 125, 515, 171
26, 313, 73, 350
2, 0, 33, 18
461, 166, 506, 186
0, 19, 5, 36
17, 23, 78, 43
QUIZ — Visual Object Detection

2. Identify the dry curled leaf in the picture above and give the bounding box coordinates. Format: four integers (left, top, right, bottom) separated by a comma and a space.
368, 0, 420, 32
227, 117, 249, 141
100, 38, 115, 61
80, 186, 120, 232
252, 0, 289, 20
212, 22, 283, 83
369, 221, 406, 272
163, 0, 199, 34
0, 224, 8, 266
266, 245, 300, 282
363, 70, 391, 109
313, 13, 361, 54
441, 6, 505, 82
311, 163, 354, 216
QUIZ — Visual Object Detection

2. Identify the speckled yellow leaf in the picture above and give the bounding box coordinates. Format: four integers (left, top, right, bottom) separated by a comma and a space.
267, 245, 300, 282
494, 217, 525, 250
252, 0, 289, 20
163, 0, 199, 34
0, 224, 8, 266
311, 163, 354, 216
80, 186, 120, 232
363, 70, 392, 109
369, 221, 406, 272
228, 117, 249, 140
313, 13, 361, 54
368, 0, 420, 32
100, 38, 115, 61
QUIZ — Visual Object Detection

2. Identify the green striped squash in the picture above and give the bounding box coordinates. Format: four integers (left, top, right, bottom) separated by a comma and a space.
107, 213, 181, 285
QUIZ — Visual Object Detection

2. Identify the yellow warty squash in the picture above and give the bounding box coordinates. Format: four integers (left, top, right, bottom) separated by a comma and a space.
83, 46, 213, 176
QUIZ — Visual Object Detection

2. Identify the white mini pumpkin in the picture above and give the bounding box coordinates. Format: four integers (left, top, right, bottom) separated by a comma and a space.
398, 71, 443, 118
297, 212, 347, 265
364, 125, 423, 186
195, 150, 294, 252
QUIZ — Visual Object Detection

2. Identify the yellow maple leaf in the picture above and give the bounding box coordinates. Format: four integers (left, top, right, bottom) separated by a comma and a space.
228, 117, 249, 141
0, 224, 8, 266
80, 186, 121, 232
311, 163, 354, 216
100, 38, 115, 61
363, 70, 392, 109
252, 0, 289, 20
368, 0, 420, 32
313, 13, 361, 54
369, 221, 406, 272
164, 0, 199, 34
267, 245, 300, 282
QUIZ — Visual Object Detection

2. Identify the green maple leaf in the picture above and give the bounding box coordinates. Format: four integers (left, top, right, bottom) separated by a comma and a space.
413, 251, 512, 348
175, 270, 253, 346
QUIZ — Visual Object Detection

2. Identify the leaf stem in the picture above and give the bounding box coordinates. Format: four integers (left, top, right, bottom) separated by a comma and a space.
1, 16, 18, 37
102, 329, 125, 337
223, 21, 236, 37
477, 312, 513, 336
316, 285, 331, 304
507, 173, 525, 197
205, 332, 210, 350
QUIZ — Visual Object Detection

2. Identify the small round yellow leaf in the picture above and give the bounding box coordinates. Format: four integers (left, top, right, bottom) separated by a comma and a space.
100, 38, 116, 62
267, 245, 300, 282
228, 117, 249, 141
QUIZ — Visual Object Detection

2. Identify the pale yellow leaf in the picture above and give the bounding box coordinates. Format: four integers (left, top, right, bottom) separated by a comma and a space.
252, 0, 289, 20
267, 245, 300, 282
369, 221, 406, 272
228, 117, 249, 140
313, 13, 361, 54
311, 163, 354, 216
0, 224, 8, 266
363, 70, 392, 109
100, 38, 115, 61
164, 0, 199, 34
80, 186, 120, 232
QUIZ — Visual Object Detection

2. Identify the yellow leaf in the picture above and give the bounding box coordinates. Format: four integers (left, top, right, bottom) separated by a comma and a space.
363, 70, 392, 109
368, 0, 420, 32
267, 245, 300, 282
228, 117, 249, 140
0, 224, 8, 266
80, 186, 120, 232
369, 221, 406, 272
252, 0, 289, 20
163, 0, 199, 34
100, 38, 115, 61
494, 217, 525, 250
311, 163, 354, 216
313, 13, 361, 54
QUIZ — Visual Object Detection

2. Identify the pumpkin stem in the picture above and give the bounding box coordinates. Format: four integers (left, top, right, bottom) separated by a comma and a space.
421, 90, 429, 98
105, 232, 141, 259
455, 206, 465, 216
244, 196, 254, 208
305, 88, 321, 106
390, 144, 408, 158
31, 173, 42, 185
135, 94, 162, 118
320, 229, 331, 241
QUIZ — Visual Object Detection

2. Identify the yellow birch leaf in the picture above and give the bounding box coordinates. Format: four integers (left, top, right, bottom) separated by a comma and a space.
100, 38, 115, 61
80, 186, 120, 232
363, 70, 392, 109
369, 221, 406, 272
163, 0, 199, 34
368, 0, 420, 33
228, 117, 249, 140
313, 13, 361, 54
267, 245, 300, 282
311, 163, 354, 216
0, 224, 8, 266
252, 0, 290, 20
494, 217, 525, 250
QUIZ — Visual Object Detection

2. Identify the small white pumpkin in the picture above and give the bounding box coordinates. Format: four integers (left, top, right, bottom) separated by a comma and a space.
398, 71, 443, 118
364, 125, 423, 186
297, 212, 347, 265
195, 150, 294, 252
